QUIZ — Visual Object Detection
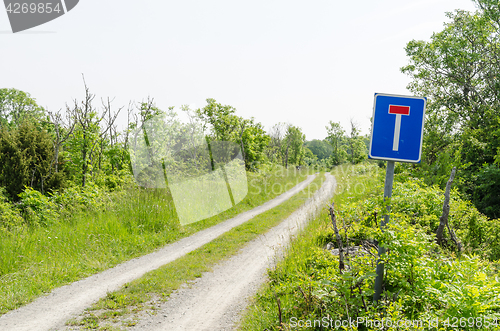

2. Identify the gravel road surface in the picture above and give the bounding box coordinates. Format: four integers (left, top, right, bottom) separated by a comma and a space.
128, 173, 336, 330
0, 174, 319, 331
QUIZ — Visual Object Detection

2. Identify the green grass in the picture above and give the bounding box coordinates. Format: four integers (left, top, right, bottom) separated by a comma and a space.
239, 162, 500, 331
66, 172, 327, 330
0, 165, 315, 315
238, 163, 383, 331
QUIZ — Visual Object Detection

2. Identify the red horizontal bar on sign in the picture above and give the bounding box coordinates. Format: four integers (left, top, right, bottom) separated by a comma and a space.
388, 105, 410, 115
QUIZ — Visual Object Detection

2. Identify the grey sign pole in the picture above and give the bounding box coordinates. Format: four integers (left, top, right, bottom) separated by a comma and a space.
373, 160, 395, 302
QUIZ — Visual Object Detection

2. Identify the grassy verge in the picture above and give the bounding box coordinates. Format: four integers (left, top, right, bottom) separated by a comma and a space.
240, 162, 500, 331
64, 172, 327, 330
0, 165, 314, 315
239, 162, 382, 330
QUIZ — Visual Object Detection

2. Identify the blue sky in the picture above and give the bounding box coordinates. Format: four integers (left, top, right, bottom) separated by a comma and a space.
0, 0, 478, 140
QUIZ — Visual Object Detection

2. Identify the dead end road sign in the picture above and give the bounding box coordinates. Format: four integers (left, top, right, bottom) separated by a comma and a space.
369, 92, 427, 302
369, 93, 427, 163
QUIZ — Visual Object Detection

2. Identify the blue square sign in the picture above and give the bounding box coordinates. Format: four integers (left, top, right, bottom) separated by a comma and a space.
369, 93, 427, 163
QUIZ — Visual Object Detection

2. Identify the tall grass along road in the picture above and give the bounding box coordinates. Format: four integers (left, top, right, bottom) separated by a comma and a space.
127, 173, 335, 330
0, 174, 317, 331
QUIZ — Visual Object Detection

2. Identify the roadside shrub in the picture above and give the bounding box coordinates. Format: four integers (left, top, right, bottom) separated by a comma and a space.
391, 179, 445, 232
94, 169, 134, 192
0, 121, 65, 201
242, 163, 500, 331
388, 178, 500, 260
18, 186, 59, 226
473, 164, 500, 219
51, 182, 110, 214
0, 187, 23, 230
424, 255, 500, 321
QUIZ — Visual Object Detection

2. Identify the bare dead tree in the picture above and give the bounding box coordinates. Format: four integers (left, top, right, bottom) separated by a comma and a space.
238, 119, 247, 166
69, 78, 96, 187
48, 108, 75, 173
284, 129, 292, 169
98, 97, 122, 172
123, 101, 134, 152
329, 202, 345, 272
268, 122, 285, 164
70, 75, 122, 186
349, 118, 361, 164
136, 97, 158, 165
436, 166, 462, 252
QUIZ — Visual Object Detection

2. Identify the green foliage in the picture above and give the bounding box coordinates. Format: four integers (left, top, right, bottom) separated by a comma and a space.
401, 5, 500, 215
325, 120, 367, 166
196, 99, 270, 169
284, 125, 306, 167
425, 255, 500, 321
51, 182, 110, 214
325, 121, 347, 165
472, 164, 500, 219
18, 187, 59, 227
65, 106, 102, 187
304, 140, 333, 160
0, 127, 27, 200
346, 124, 367, 165
302, 147, 318, 167
0, 121, 64, 201
0, 164, 313, 315
241, 163, 500, 331
390, 179, 446, 232
0, 88, 46, 128
0, 188, 23, 231
240, 118, 270, 169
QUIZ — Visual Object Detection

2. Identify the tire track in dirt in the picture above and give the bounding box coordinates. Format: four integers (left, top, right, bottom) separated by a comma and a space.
127, 173, 336, 331
0, 175, 318, 331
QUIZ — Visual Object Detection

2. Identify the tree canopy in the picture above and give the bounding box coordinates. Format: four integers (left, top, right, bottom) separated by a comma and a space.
0, 88, 46, 127
401, 0, 500, 218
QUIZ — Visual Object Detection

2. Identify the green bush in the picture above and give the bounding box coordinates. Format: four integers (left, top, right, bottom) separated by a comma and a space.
0, 188, 23, 230
385, 178, 500, 260
242, 164, 500, 331
51, 182, 110, 214
0, 121, 65, 201
18, 187, 59, 226
473, 164, 500, 219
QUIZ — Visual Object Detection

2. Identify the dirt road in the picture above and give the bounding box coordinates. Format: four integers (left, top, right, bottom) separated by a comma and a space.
0, 174, 327, 331
127, 173, 336, 330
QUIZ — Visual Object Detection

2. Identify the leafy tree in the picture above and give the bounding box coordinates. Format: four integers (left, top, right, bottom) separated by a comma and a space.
0, 127, 26, 200
304, 139, 333, 160
196, 98, 239, 142
401, 3, 500, 210
66, 86, 101, 187
345, 119, 366, 164
196, 99, 269, 169
0, 121, 64, 200
239, 118, 270, 169
0, 88, 46, 127
267, 122, 286, 165
285, 125, 306, 167
473, 164, 500, 218
302, 147, 318, 166
326, 121, 347, 165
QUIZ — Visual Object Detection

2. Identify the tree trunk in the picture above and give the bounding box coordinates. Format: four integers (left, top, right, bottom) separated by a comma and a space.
436, 167, 457, 245
82, 139, 88, 187
284, 139, 291, 169
239, 123, 246, 167
329, 203, 345, 272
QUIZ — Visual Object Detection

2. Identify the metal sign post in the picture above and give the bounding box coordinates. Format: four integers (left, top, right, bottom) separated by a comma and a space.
373, 160, 394, 302
369, 93, 426, 303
